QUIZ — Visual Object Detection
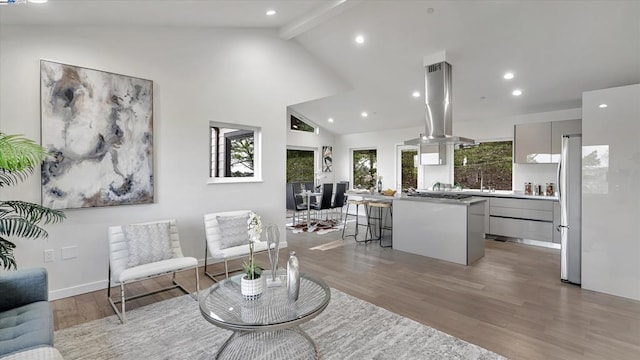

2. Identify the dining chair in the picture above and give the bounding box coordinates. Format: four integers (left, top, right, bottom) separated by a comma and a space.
312, 183, 334, 220
331, 182, 348, 220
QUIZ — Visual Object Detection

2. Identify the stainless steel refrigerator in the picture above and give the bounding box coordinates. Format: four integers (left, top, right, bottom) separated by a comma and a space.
557, 134, 582, 284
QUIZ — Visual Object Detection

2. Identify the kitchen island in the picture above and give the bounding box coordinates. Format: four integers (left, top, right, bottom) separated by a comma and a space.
392, 195, 487, 266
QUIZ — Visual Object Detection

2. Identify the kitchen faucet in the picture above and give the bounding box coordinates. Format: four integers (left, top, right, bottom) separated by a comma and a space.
478, 167, 484, 192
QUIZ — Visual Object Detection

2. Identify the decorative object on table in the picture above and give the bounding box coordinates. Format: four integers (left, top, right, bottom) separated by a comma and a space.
40, 60, 154, 210
0, 133, 66, 270
322, 146, 332, 172
265, 224, 282, 287
524, 182, 532, 195
377, 176, 383, 193
241, 213, 264, 300
382, 189, 397, 196
287, 251, 300, 301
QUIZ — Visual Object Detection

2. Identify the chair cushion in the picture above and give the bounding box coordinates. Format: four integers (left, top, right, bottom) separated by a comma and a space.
122, 222, 173, 268
118, 257, 198, 283
216, 214, 249, 250
208, 240, 288, 260
0, 302, 54, 357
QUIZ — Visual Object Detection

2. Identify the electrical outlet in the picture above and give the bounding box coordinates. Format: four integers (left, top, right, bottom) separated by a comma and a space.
44, 249, 54, 263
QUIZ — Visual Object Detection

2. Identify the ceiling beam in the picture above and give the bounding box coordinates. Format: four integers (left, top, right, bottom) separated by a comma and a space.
279, 0, 362, 40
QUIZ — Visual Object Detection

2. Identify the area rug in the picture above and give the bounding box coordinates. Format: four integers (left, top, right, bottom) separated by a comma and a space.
287, 219, 344, 235
55, 289, 506, 360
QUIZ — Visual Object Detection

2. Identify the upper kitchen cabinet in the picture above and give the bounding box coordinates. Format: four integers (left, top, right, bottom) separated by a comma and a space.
514, 119, 581, 164
551, 119, 582, 161
514, 122, 552, 163
419, 143, 447, 165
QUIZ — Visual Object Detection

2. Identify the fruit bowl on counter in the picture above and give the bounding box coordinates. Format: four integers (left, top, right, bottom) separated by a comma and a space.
382, 189, 397, 196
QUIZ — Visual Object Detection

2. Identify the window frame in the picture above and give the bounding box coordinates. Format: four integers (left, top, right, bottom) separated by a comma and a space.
288, 112, 319, 134
208, 121, 262, 184
351, 147, 378, 190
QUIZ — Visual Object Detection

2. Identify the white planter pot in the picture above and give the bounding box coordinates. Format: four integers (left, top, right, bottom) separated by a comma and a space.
241, 276, 265, 300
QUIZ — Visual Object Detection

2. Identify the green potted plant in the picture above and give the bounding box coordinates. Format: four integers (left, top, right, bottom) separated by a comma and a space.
0, 133, 65, 270
241, 212, 263, 300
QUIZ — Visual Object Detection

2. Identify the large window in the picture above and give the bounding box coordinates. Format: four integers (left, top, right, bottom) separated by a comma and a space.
353, 149, 377, 189
210, 121, 262, 183
454, 141, 512, 190
287, 149, 315, 183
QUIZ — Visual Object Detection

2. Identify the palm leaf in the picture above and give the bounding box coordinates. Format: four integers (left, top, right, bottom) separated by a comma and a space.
0, 133, 46, 187
0, 216, 49, 239
0, 200, 65, 225
0, 237, 17, 270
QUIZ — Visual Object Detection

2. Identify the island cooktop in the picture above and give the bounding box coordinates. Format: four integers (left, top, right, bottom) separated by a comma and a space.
406, 192, 473, 200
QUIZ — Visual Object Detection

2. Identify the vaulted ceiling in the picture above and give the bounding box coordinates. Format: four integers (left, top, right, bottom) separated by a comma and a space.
2, 0, 639, 134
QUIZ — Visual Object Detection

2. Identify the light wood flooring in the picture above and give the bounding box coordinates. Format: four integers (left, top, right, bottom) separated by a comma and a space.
52, 224, 640, 360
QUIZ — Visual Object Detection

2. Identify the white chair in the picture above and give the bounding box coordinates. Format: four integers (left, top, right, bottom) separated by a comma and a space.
203, 210, 287, 281
107, 219, 199, 324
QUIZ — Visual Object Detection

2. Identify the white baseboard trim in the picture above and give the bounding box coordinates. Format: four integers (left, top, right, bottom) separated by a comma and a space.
49, 280, 107, 301
49, 258, 222, 300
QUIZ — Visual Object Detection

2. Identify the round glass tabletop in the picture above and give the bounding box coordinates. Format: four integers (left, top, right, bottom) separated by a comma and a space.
199, 271, 331, 332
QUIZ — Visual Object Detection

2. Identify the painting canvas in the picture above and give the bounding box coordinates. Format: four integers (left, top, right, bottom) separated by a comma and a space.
40, 60, 154, 209
322, 146, 333, 172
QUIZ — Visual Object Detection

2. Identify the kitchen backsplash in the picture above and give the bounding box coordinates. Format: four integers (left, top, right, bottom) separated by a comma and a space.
512, 163, 558, 192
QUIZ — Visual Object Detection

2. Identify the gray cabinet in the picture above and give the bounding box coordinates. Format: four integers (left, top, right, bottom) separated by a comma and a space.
488, 197, 555, 242
551, 119, 582, 160
514, 122, 551, 163
419, 143, 446, 165
514, 119, 581, 164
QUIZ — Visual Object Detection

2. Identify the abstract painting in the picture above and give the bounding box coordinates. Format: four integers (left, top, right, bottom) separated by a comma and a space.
322, 146, 332, 172
40, 60, 154, 209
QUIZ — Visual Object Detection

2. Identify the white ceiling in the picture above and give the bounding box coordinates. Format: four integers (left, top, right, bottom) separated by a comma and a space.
2, 0, 639, 135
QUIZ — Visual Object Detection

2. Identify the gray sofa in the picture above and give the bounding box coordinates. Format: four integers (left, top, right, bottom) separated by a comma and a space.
0, 267, 55, 358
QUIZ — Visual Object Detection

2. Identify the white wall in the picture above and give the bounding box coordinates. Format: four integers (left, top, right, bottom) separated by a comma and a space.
0, 25, 348, 299
581, 84, 640, 301
286, 110, 336, 184
334, 127, 421, 190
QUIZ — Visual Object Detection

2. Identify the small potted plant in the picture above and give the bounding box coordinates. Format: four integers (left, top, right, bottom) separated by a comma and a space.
241, 212, 264, 300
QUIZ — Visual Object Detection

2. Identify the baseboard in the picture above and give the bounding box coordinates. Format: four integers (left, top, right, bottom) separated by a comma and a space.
49, 258, 224, 300
49, 280, 107, 301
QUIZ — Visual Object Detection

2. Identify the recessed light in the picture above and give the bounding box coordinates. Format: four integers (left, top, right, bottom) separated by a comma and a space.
412, 91, 420, 98
512, 89, 522, 96
28, 0, 48, 3
361, 112, 368, 118
265, 10, 276, 16
503, 72, 514, 80
355, 35, 365, 44
599, 104, 608, 108
328, 118, 334, 123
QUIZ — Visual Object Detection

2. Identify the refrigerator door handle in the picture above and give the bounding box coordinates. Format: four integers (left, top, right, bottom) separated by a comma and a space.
556, 157, 562, 200
557, 224, 569, 232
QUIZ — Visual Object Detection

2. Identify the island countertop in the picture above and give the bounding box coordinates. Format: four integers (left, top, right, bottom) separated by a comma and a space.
415, 190, 559, 201
346, 192, 487, 206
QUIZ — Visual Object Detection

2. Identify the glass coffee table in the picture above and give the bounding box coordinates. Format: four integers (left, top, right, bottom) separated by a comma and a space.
199, 271, 331, 359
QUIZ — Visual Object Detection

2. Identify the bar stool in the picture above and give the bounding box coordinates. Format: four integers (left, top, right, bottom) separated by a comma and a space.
365, 201, 392, 247
342, 198, 370, 242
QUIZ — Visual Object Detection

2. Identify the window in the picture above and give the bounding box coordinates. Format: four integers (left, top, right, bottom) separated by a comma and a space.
352, 149, 377, 189
209, 122, 262, 183
290, 114, 316, 133
454, 141, 512, 190
287, 149, 315, 183
400, 148, 418, 190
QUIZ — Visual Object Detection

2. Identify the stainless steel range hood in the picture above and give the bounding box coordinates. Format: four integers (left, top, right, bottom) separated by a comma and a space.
405, 61, 474, 146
